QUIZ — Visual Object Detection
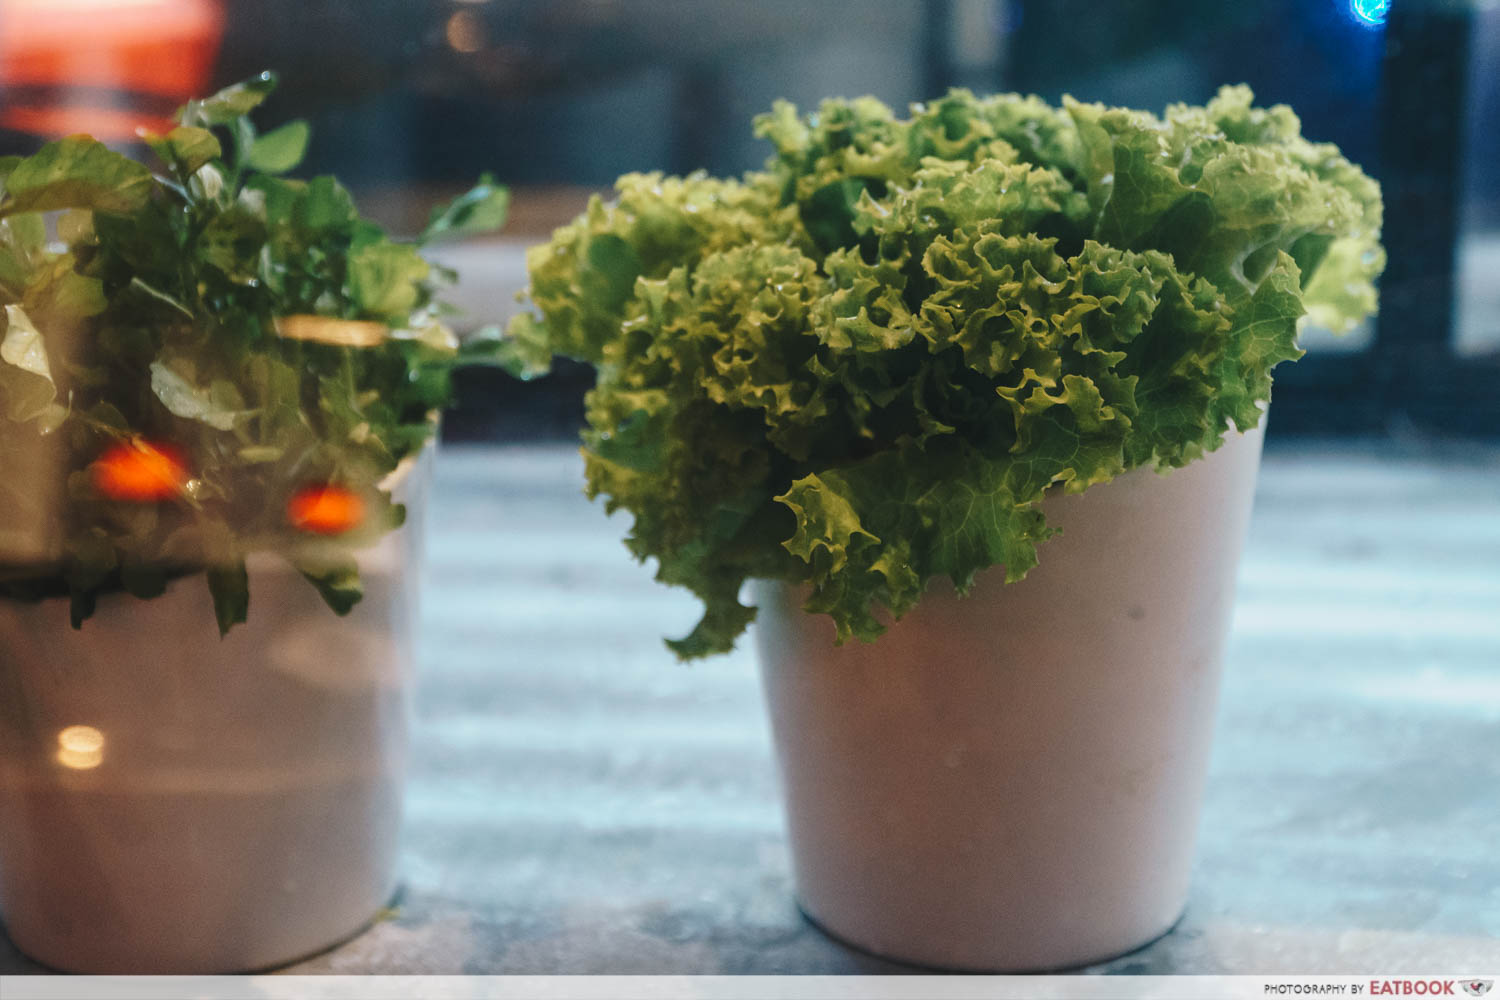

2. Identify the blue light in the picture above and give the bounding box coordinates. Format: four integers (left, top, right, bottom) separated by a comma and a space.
1349, 0, 1389, 28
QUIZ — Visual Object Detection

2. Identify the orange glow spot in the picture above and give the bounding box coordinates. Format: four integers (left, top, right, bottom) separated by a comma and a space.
0, 106, 177, 141
56, 724, 105, 771
92, 439, 188, 502
288, 484, 365, 536
445, 10, 486, 52
0, 0, 225, 99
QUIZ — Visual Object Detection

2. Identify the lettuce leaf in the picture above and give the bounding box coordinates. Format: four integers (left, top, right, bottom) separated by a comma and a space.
512, 86, 1383, 657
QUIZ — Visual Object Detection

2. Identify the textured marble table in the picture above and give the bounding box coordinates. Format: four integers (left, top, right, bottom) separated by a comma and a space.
3, 439, 1498, 975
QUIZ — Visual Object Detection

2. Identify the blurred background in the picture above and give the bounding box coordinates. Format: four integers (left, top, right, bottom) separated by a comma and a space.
1, 0, 1494, 442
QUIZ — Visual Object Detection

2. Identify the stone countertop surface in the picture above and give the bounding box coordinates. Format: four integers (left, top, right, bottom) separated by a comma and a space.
3, 439, 1498, 975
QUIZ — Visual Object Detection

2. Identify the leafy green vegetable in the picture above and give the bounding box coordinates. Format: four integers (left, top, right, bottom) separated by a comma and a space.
0, 72, 508, 632
421, 173, 512, 244
245, 120, 310, 175
510, 86, 1383, 658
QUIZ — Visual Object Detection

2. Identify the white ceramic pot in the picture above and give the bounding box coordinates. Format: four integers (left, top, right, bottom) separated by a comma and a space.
753, 425, 1264, 971
0, 448, 433, 973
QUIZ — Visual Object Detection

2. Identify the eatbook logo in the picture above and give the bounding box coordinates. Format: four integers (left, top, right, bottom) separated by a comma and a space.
1461, 982, 1493, 998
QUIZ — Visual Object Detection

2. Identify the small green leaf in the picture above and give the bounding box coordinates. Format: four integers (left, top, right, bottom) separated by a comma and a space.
479, 321, 553, 378
294, 555, 364, 616
0, 137, 153, 217
23, 256, 107, 322
142, 126, 222, 174
198, 205, 268, 284
348, 241, 430, 320
292, 175, 358, 234
149, 360, 246, 431
0, 304, 57, 421
207, 561, 250, 636
173, 127, 223, 173
69, 589, 98, 630
1301, 237, 1383, 334
6, 212, 45, 257
246, 120, 310, 175
181, 71, 278, 127
421, 175, 510, 243
800, 178, 869, 255
777, 474, 880, 575
0, 218, 41, 293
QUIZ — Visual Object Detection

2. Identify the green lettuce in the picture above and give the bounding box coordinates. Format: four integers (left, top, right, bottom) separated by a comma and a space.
510, 86, 1383, 657
0, 72, 509, 632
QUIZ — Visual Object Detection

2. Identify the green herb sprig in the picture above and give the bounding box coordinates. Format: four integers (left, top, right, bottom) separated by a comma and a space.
0, 72, 509, 632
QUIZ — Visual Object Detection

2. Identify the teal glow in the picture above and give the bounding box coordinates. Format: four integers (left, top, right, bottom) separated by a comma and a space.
1350, 0, 1389, 27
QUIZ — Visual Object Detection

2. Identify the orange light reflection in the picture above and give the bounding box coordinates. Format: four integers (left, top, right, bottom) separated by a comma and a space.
0, 0, 225, 140
92, 439, 189, 503
288, 485, 365, 536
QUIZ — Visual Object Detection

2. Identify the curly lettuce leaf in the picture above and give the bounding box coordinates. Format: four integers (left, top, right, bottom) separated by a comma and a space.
513, 86, 1383, 657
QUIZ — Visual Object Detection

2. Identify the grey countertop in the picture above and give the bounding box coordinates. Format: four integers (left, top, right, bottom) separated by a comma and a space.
3, 439, 1498, 975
